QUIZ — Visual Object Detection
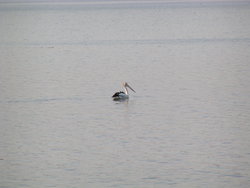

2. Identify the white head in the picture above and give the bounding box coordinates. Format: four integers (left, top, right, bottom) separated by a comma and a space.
123, 82, 136, 93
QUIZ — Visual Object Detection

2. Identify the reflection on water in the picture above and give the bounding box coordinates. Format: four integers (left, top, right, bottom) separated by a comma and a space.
113, 98, 129, 102
0, 1, 250, 188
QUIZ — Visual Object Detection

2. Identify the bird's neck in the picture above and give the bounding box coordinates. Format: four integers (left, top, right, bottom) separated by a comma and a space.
124, 86, 128, 95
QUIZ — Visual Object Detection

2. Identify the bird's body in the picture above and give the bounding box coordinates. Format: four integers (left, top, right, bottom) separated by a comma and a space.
112, 82, 135, 100
112, 91, 126, 98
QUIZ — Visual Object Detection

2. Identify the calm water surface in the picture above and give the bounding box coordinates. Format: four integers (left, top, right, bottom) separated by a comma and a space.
0, 1, 250, 187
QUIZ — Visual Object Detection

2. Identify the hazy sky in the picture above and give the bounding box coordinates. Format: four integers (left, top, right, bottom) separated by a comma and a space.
1, 0, 250, 2
0, 0, 249, 5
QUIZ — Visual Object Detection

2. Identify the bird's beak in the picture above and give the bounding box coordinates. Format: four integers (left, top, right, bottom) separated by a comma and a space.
127, 84, 136, 93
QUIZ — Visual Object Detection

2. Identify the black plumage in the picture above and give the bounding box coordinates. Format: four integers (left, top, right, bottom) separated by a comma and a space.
112, 91, 125, 98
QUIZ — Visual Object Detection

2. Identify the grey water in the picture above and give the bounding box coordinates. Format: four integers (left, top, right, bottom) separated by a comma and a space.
1, 1, 250, 187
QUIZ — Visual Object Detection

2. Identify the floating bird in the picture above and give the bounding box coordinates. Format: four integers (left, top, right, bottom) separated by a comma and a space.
112, 82, 136, 100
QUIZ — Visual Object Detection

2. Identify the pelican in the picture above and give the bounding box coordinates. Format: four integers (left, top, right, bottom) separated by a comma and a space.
112, 82, 136, 100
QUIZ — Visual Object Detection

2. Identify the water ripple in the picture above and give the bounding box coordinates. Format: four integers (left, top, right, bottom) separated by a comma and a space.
1, 38, 250, 47
0, 97, 82, 104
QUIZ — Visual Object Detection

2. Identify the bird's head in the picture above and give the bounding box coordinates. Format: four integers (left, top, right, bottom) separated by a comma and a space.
123, 82, 136, 93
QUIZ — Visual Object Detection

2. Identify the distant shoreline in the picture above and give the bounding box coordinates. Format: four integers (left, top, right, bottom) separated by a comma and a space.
0, 0, 250, 5
1, 0, 250, 12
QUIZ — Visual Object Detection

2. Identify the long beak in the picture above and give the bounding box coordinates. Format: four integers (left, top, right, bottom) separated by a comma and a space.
127, 84, 136, 93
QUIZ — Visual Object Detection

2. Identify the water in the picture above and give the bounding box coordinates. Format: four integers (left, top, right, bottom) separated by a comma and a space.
1, 1, 250, 187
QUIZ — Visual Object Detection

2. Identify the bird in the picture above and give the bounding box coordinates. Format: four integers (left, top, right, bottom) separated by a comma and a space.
112, 82, 136, 100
